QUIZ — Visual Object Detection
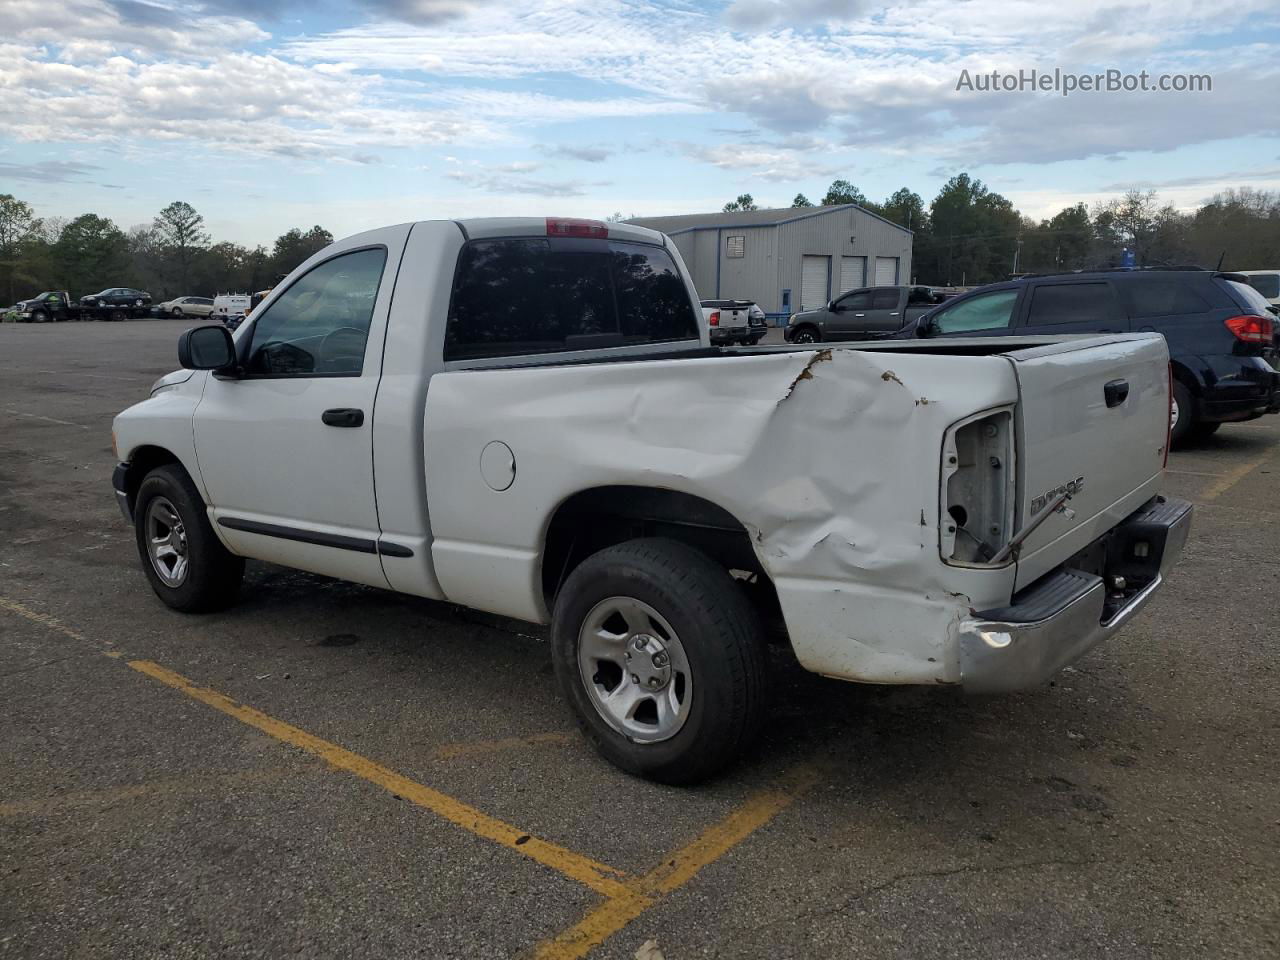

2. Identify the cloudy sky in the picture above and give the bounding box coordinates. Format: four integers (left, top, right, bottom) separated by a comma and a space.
3, 0, 1279, 245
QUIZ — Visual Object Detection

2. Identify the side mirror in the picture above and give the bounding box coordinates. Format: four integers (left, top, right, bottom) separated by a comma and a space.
917, 317, 937, 338
826, 300, 836, 311
178, 324, 236, 371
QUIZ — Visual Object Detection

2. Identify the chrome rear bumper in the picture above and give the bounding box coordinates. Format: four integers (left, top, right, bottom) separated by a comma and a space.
958, 496, 1192, 693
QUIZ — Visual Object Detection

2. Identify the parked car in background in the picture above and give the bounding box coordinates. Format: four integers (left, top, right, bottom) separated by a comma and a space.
12, 291, 74, 322
896, 268, 1280, 445
700, 299, 766, 345
212, 294, 251, 327
79, 287, 152, 317
158, 296, 216, 318
1238, 270, 1280, 306
785, 285, 945, 343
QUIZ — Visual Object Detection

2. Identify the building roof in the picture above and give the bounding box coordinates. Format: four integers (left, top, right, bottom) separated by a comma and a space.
626, 203, 912, 236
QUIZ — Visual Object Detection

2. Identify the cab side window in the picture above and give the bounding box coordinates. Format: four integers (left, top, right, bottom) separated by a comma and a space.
836, 291, 871, 311
870, 288, 899, 309
246, 248, 387, 377
931, 289, 1019, 335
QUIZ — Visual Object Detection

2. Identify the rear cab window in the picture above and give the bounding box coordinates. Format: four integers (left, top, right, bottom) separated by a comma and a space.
444, 237, 699, 360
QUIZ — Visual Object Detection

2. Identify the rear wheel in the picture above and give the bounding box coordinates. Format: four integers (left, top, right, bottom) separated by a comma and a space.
134, 464, 244, 612
551, 538, 768, 784
1170, 380, 1196, 447
1187, 420, 1222, 441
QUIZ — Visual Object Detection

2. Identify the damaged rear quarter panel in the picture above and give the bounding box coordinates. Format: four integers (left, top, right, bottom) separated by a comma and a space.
423, 346, 1020, 685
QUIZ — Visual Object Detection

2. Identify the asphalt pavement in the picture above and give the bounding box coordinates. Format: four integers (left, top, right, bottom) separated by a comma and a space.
1, 319, 1276, 959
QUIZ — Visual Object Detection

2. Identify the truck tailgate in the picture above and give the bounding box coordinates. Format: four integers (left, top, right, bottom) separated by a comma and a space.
1009, 335, 1169, 589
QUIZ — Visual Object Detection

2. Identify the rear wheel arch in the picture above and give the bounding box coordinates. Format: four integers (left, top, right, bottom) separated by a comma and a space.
539, 485, 782, 626
1169, 358, 1206, 396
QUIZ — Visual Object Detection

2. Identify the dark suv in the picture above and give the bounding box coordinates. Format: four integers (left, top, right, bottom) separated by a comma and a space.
899, 269, 1280, 444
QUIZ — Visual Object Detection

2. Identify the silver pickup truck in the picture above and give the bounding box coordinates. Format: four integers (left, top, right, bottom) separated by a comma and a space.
111, 216, 1191, 784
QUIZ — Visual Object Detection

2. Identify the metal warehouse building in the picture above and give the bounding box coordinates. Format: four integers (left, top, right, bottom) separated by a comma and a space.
628, 204, 914, 321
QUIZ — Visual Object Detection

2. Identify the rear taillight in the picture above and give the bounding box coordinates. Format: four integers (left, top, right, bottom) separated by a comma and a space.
708, 310, 720, 326
545, 217, 608, 239
1225, 314, 1273, 343
1164, 364, 1172, 468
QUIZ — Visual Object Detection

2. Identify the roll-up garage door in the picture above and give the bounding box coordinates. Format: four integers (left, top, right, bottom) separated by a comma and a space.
874, 256, 899, 285
800, 255, 829, 310
839, 256, 866, 295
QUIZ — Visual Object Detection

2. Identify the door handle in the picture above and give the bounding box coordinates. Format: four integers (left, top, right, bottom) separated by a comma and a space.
1104, 380, 1129, 408
889, 312, 899, 316
322, 408, 365, 427
854, 313, 865, 317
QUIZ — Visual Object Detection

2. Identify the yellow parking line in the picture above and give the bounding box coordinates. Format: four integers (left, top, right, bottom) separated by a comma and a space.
3, 593, 824, 957
1201, 450, 1274, 501
533, 764, 822, 960
127, 659, 633, 899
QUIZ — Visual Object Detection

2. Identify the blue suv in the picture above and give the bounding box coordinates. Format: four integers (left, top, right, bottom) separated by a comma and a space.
898, 269, 1280, 445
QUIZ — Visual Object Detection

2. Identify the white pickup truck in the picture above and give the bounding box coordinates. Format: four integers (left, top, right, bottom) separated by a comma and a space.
112, 217, 1192, 784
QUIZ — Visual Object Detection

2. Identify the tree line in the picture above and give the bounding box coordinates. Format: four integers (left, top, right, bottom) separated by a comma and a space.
725, 177, 1280, 286
0, 196, 334, 304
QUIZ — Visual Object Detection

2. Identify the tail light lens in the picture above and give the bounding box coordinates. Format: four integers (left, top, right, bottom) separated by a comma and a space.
1164, 364, 1172, 468
1225, 314, 1273, 343
708, 310, 720, 326
545, 218, 608, 239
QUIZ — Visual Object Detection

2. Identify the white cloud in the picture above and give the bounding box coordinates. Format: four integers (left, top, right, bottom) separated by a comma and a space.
7, 0, 268, 59
277, 0, 1280, 167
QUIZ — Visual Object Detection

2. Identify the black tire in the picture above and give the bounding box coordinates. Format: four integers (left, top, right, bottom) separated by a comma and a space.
133, 464, 244, 613
32, 309, 48, 323
171, 307, 183, 317
551, 538, 768, 785
1187, 420, 1222, 441
1170, 380, 1196, 447
790, 326, 819, 344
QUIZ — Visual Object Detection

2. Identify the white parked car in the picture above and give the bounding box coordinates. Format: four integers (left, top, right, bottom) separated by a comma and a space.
111, 216, 1191, 783
211, 294, 251, 322
1237, 270, 1280, 306
158, 296, 216, 318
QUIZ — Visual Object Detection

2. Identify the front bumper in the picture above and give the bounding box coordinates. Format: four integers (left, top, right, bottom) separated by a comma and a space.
112, 462, 133, 524
958, 496, 1193, 693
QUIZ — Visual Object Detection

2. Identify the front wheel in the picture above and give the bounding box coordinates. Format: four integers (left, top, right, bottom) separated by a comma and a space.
551, 538, 768, 784
134, 464, 244, 612
32, 309, 49, 323
790, 327, 819, 344
171, 307, 183, 317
